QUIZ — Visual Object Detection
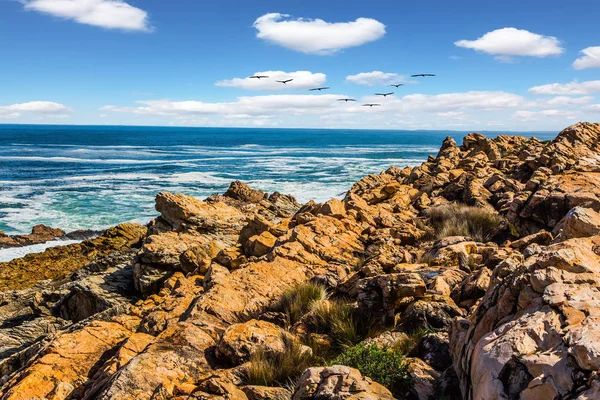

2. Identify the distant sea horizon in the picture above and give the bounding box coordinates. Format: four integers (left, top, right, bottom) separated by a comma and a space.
0, 124, 557, 235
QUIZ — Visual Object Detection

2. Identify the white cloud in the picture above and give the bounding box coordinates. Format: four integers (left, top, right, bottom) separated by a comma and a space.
437, 111, 467, 120
23, 0, 151, 32
101, 94, 350, 118
384, 91, 523, 112
454, 28, 563, 59
585, 104, 600, 113
529, 80, 600, 95
527, 96, 594, 108
345, 71, 408, 86
513, 109, 579, 121
215, 71, 326, 91
253, 13, 385, 55
573, 46, 600, 70
0, 101, 69, 118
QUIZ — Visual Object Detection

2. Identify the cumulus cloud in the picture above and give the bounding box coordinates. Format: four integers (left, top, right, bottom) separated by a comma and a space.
529, 80, 600, 95
573, 46, 600, 70
527, 96, 594, 108
253, 13, 385, 55
0, 101, 69, 118
215, 71, 326, 91
345, 71, 408, 86
23, 0, 151, 32
455, 28, 563, 59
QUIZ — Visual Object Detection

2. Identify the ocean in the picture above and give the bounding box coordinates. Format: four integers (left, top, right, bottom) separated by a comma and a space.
0, 124, 556, 235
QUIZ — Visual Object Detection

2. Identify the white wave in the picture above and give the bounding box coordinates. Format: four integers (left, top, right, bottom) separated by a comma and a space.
0, 156, 202, 165
0, 240, 82, 263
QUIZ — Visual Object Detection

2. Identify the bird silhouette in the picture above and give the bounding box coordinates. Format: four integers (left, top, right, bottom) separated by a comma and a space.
411, 74, 436, 77
276, 79, 293, 84
375, 92, 394, 97
249, 75, 269, 79
362, 103, 381, 107
309, 87, 330, 91
337, 98, 356, 102
390, 84, 404, 88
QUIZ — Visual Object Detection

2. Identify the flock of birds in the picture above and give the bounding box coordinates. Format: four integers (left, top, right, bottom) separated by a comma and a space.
248, 73, 436, 107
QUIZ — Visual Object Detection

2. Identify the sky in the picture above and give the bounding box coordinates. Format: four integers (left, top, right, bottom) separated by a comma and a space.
0, 0, 599, 131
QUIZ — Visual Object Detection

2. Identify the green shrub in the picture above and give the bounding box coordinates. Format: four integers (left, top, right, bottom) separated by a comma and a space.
427, 203, 502, 242
277, 282, 326, 326
332, 343, 411, 395
309, 299, 362, 351
245, 335, 320, 386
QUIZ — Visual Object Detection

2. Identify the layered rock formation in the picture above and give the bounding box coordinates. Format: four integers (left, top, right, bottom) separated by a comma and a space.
0, 122, 598, 400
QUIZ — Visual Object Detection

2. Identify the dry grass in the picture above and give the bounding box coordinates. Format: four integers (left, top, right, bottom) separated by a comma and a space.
427, 203, 502, 242
245, 335, 320, 386
391, 329, 435, 355
277, 282, 327, 326
309, 299, 362, 351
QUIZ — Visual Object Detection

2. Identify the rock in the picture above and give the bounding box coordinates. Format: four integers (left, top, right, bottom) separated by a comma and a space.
246, 231, 277, 257
410, 332, 452, 371
0, 223, 146, 291
357, 273, 427, 320
0, 224, 65, 249
406, 357, 440, 400
317, 198, 347, 219
432, 367, 462, 400
216, 319, 306, 365
242, 386, 291, 400
509, 230, 553, 251
451, 267, 492, 309
450, 235, 600, 399
553, 206, 600, 242
224, 180, 267, 203
292, 365, 395, 400
397, 295, 465, 332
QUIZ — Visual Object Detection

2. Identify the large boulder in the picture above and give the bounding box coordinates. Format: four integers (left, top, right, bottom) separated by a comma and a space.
553, 206, 600, 242
292, 365, 395, 400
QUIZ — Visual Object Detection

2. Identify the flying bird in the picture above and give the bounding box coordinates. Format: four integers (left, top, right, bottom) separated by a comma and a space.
375, 92, 394, 97
390, 84, 404, 88
249, 75, 269, 79
337, 98, 356, 102
276, 79, 293, 84
362, 103, 381, 107
309, 87, 330, 91
411, 74, 436, 77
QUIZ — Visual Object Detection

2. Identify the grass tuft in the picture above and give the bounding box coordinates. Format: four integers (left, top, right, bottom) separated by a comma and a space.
277, 282, 327, 326
427, 203, 502, 242
309, 299, 362, 351
245, 335, 320, 387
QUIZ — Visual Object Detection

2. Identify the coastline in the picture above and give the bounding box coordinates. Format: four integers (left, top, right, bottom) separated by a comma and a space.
0, 122, 599, 399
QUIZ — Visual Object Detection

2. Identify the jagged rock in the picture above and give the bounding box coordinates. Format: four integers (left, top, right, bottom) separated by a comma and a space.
433, 367, 463, 400
509, 230, 553, 250
357, 273, 426, 319
242, 386, 291, 400
397, 295, 465, 331
450, 235, 600, 399
216, 319, 306, 365
451, 267, 492, 309
0, 223, 146, 291
224, 180, 267, 203
406, 357, 440, 400
553, 206, 600, 242
246, 231, 277, 257
292, 365, 395, 400
0, 224, 65, 249
410, 332, 452, 371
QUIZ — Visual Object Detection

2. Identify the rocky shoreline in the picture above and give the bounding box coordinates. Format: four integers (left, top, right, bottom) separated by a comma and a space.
0, 122, 599, 399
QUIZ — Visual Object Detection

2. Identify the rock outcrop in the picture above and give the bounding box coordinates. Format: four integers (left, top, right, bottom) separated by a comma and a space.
0, 122, 599, 400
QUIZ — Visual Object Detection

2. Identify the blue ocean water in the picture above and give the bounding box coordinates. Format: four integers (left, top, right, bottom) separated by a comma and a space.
0, 124, 556, 234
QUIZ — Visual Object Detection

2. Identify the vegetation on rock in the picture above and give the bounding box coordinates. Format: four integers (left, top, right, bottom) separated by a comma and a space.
332, 343, 412, 396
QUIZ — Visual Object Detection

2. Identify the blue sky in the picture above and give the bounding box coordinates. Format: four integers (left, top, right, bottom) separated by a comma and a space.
0, 0, 599, 130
